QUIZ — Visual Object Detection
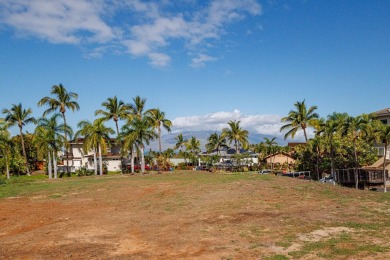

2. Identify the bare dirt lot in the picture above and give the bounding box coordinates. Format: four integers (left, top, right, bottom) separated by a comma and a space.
1, 171, 390, 259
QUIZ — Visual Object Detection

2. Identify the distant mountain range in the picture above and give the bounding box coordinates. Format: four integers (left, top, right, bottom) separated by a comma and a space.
146, 130, 287, 151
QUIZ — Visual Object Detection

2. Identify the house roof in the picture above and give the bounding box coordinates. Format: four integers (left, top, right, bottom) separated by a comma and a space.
264, 152, 294, 160
373, 108, 390, 117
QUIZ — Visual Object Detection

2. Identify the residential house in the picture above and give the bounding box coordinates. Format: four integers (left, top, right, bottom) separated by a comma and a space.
373, 108, 390, 159
61, 138, 128, 172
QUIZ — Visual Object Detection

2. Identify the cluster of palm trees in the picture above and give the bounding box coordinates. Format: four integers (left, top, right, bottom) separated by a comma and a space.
1, 91, 389, 189
280, 100, 390, 190
0, 84, 172, 178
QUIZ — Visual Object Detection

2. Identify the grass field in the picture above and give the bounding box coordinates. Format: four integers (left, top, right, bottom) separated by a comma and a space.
1, 171, 389, 259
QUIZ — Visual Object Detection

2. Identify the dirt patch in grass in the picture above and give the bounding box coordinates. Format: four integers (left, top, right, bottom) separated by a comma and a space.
0, 171, 389, 259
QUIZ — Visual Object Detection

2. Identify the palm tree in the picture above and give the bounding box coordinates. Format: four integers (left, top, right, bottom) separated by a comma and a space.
0, 121, 12, 179
174, 133, 187, 152
149, 108, 172, 153
222, 120, 249, 154
95, 96, 130, 174
378, 124, 390, 193
342, 114, 370, 189
95, 96, 129, 136
2, 103, 35, 175
264, 137, 278, 171
206, 132, 227, 155
121, 117, 157, 174
35, 113, 71, 179
38, 84, 79, 176
186, 136, 201, 165
316, 113, 348, 177
128, 95, 150, 119
280, 100, 319, 142
76, 120, 114, 175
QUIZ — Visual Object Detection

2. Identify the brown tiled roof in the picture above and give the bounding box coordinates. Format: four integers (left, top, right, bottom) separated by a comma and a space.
373, 108, 390, 116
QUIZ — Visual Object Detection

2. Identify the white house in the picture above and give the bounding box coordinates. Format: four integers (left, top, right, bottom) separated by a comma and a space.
373, 108, 390, 159
61, 138, 128, 172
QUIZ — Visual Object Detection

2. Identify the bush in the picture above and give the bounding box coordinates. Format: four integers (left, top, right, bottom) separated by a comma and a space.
75, 167, 94, 177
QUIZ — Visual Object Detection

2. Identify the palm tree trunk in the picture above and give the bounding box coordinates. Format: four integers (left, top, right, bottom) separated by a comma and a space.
99, 145, 103, 176
115, 121, 124, 174
303, 127, 308, 142
141, 145, 145, 174
93, 148, 98, 176
5, 154, 10, 179
131, 147, 135, 174
62, 112, 70, 177
48, 151, 52, 179
158, 127, 162, 153
53, 151, 57, 179
383, 141, 388, 193
19, 126, 30, 175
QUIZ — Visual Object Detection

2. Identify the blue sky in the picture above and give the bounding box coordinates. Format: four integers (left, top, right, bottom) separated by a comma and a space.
1, 0, 389, 142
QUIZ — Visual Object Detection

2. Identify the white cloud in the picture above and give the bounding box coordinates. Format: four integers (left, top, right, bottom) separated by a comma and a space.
172, 109, 286, 137
0, 0, 262, 67
0, 0, 116, 44
190, 54, 217, 68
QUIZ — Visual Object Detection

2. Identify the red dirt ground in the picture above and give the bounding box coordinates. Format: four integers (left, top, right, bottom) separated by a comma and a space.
1, 172, 389, 259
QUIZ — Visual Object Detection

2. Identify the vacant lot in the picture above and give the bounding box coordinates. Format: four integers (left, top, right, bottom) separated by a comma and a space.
1, 171, 390, 259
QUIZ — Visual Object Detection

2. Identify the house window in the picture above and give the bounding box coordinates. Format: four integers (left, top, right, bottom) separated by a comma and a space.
377, 147, 385, 156
380, 119, 388, 125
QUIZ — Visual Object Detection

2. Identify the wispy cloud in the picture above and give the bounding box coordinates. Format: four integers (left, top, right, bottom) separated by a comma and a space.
0, 0, 262, 68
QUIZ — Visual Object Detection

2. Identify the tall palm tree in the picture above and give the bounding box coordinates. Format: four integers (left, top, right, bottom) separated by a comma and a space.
316, 113, 348, 177
38, 84, 79, 176
95, 96, 130, 173
121, 117, 157, 174
264, 137, 278, 171
280, 100, 319, 142
76, 120, 114, 176
128, 95, 150, 119
35, 113, 71, 179
0, 121, 12, 179
149, 108, 172, 153
378, 124, 390, 193
2, 103, 36, 175
342, 114, 370, 189
222, 120, 249, 154
95, 96, 129, 136
206, 132, 227, 155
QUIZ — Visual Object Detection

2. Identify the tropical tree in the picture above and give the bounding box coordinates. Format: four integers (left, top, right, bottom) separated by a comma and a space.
205, 132, 227, 155
186, 136, 201, 165
341, 114, 370, 189
222, 120, 249, 154
35, 113, 71, 179
280, 100, 319, 142
95, 96, 130, 173
2, 103, 35, 175
76, 119, 114, 176
174, 133, 187, 152
316, 113, 348, 176
38, 84, 79, 176
149, 108, 172, 153
264, 137, 278, 171
121, 116, 157, 174
128, 96, 150, 119
95, 96, 129, 136
0, 121, 12, 179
